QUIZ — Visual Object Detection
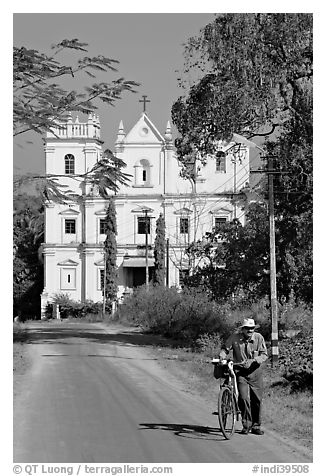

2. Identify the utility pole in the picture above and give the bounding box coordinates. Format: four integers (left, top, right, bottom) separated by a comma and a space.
231, 135, 282, 367
233, 159, 237, 219
251, 156, 279, 366
166, 238, 170, 287
102, 254, 107, 316
268, 156, 278, 366
144, 209, 149, 288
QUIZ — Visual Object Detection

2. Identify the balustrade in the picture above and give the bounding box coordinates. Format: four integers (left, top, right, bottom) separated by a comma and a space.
47, 114, 101, 139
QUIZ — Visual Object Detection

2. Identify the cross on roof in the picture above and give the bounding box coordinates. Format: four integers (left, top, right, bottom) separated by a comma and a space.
139, 95, 150, 113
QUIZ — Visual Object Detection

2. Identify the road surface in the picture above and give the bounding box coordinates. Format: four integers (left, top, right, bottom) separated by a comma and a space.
14, 321, 311, 463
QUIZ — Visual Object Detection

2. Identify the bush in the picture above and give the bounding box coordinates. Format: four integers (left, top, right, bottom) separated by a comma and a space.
117, 285, 249, 345
13, 322, 27, 342
278, 330, 313, 391
115, 285, 182, 333
212, 297, 271, 340
279, 295, 312, 335
195, 332, 222, 357
116, 286, 276, 346
47, 293, 104, 319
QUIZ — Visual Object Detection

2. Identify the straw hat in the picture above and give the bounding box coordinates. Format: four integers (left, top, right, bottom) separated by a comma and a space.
239, 318, 259, 329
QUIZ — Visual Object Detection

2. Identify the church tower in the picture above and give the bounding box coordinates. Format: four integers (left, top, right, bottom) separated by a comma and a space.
41, 113, 105, 316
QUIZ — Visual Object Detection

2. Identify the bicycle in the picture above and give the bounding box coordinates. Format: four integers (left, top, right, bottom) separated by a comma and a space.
211, 358, 242, 439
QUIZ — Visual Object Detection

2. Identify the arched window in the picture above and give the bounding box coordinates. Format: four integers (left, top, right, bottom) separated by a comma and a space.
65, 154, 75, 174
134, 158, 152, 187
139, 159, 150, 185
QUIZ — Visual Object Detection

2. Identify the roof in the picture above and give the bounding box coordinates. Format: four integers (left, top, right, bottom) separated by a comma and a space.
122, 257, 155, 268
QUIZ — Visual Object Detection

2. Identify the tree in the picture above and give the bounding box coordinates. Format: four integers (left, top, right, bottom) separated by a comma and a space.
14, 39, 138, 137
13, 39, 138, 201
186, 204, 270, 301
264, 89, 312, 302
153, 213, 166, 286
173, 13, 313, 304
103, 198, 118, 304
172, 13, 312, 166
13, 194, 44, 318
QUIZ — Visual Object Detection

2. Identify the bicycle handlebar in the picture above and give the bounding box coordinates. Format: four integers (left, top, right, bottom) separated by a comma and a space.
210, 358, 245, 368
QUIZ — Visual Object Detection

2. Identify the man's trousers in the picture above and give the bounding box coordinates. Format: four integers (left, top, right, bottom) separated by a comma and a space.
237, 367, 263, 430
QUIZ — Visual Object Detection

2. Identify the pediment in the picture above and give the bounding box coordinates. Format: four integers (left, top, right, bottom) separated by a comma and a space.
130, 205, 154, 213
57, 259, 79, 266
174, 207, 193, 215
124, 113, 164, 144
95, 208, 107, 216
209, 206, 233, 215
94, 259, 104, 266
59, 208, 80, 216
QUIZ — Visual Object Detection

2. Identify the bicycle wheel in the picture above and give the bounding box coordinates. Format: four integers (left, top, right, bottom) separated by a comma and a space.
218, 386, 236, 439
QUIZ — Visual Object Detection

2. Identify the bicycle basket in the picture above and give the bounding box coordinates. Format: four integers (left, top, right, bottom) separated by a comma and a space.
213, 363, 229, 380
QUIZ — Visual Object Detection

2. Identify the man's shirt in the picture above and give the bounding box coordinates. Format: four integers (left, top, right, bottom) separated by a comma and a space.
220, 331, 268, 364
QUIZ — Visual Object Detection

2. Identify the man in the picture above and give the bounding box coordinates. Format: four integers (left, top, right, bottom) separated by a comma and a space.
219, 318, 268, 435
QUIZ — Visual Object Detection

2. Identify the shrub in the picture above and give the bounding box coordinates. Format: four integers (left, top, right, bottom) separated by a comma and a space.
212, 297, 271, 340
115, 285, 182, 333
279, 295, 312, 335
48, 293, 103, 319
117, 285, 229, 345
278, 330, 313, 391
195, 332, 222, 357
13, 322, 27, 342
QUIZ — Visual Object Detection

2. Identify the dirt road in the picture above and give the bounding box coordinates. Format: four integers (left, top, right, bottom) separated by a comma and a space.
14, 321, 311, 463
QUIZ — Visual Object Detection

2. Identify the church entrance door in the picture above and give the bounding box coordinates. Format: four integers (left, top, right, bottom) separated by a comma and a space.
133, 268, 146, 287
131, 267, 154, 287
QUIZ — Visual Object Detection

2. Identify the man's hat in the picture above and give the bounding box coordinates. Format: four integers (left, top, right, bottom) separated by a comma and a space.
239, 318, 259, 329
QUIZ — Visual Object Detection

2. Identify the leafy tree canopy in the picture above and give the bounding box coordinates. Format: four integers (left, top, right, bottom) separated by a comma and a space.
14, 39, 139, 136
13, 39, 138, 201
172, 13, 312, 164
173, 14, 313, 304
13, 194, 44, 317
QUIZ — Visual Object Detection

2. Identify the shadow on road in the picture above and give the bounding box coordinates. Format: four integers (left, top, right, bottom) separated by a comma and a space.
41, 354, 157, 360
21, 322, 173, 349
139, 422, 234, 442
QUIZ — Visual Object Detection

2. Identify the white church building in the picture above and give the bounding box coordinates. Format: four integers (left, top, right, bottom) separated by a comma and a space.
41, 109, 249, 315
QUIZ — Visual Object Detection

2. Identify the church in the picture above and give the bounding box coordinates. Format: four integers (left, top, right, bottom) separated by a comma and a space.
41, 103, 249, 316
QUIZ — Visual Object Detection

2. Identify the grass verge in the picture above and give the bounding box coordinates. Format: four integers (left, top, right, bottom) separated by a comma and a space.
13, 323, 31, 396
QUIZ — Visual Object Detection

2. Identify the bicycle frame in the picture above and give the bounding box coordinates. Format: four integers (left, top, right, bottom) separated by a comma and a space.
212, 359, 241, 424
227, 361, 239, 400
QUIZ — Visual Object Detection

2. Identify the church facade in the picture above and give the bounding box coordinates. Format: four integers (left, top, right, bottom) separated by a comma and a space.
41, 111, 249, 315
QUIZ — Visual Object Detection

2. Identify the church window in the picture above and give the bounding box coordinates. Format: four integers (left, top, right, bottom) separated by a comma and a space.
134, 158, 151, 187
100, 269, 105, 291
179, 269, 189, 288
65, 154, 75, 174
65, 219, 76, 234
60, 268, 76, 290
140, 159, 150, 184
100, 219, 106, 235
216, 155, 226, 173
214, 217, 227, 229
180, 218, 189, 234
137, 216, 150, 234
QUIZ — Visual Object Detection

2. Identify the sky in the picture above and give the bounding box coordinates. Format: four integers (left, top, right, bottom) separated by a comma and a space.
13, 12, 216, 175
